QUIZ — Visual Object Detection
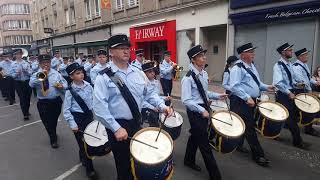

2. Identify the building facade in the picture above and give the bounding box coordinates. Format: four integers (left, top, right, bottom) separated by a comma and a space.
31, 0, 228, 81
0, 0, 33, 54
228, 0, 320, 84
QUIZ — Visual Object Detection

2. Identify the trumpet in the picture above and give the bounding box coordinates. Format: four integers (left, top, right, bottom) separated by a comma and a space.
174, 65, 183, 72
36, 72, 47, 82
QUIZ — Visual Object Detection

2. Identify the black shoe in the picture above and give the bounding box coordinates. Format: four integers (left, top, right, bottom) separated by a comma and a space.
86, 170, 98, 179
236, 146, 250, 154
305, 130, 320, 137
9, 100, 15, 105
254, 157, 270, 167
51, 142, 59, 149
184, 161, 201, 172
23, 116, 30, 121
294, 142, 311, 150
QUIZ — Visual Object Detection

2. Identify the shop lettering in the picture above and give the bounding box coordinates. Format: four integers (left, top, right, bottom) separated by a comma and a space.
135, 26, 165, 40
265, 7, 320, 19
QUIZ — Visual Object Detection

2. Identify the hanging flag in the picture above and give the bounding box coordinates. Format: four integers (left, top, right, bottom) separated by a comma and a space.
101, 0, 111, 9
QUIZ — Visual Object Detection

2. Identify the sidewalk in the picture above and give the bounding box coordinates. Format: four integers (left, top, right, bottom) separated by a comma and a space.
161, 79, 225, 99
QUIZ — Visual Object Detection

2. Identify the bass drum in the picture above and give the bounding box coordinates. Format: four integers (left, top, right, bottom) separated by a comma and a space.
83, 120, 111, 158
294, 93, 320, 126
160, 111, 183, 140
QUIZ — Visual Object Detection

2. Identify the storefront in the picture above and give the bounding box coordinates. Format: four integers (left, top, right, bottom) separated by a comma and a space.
129, 20, 176, 64
229, 0, 320, 83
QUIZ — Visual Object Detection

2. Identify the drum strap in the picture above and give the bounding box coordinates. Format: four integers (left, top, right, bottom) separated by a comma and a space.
293, 63, 310, 80
68, 86, 93, 119
236, 63, 260, 87
277, 61, 293, 86
186, 70, 210, 112
100, 67, 142, 124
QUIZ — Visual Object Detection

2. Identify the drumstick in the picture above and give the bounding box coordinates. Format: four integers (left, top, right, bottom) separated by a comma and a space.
225, 99, 234, 122
79, 130, 102, 140
295, 98, 311, 106
212, 117, 232, 126
128, 136, 158, 149
156, 114, 169, 142
256, 105, 273, 112
95, 121, 100, 133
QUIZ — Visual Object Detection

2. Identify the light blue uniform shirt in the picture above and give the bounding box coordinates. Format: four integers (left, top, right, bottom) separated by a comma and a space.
59, 63, 69, 77
90, 63, 107, 84
292, 60, 317, 92
229, 60, 268, 101
160, 60, 174, 80
10, 60, 32, 81
93, 61, 167, 133
29, 68, 68, 99
222, 70, 231, 91
142, 79, 163, 109
51, 57, 62, 70
84, 62, 94, 77
75, 58, 83, 66
63, 81, 93, 129
273, 57, 296, 95
0, 60, 13, 76
131, 59, 142, 70
181, 64, 221, 113
31, 61, 39, 74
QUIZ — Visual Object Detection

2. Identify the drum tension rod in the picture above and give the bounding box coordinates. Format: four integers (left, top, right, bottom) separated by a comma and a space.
128, 137, 158, 150
295, 98, 311, 106
79, 130, 102, 140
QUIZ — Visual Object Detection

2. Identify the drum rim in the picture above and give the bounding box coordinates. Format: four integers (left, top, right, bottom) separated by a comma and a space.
257, 101, 289, 122
211, 110, 246, 139
160, 111, 183, 128
294, 93, 320, 113
130, 127, 174, 165
84, 120, 108, 147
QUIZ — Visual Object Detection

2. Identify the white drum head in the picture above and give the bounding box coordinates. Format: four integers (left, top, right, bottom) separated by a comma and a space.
258, 101, 288, 121
160, 111, 183, 128
84, 120, 108, 147
130, 128, 173, 164
211, 111, 245, 138
295, 94, 320, 114
210, 100, 228, 111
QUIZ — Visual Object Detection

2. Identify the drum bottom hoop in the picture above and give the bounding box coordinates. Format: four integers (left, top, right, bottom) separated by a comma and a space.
131, 157, 174, 180
210, 134, 242, 154
257, 117, 285, 139
297, 111, 318, 127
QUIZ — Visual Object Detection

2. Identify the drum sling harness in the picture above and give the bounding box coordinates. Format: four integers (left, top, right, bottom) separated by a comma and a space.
236, 63, 260, 87
68, 86, 93, 119
277, 61, 293, 87
100, 67, 142, 125
293, 63, 311, 81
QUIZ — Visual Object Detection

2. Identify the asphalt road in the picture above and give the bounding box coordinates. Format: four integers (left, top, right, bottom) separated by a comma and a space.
0, 97, 319, 180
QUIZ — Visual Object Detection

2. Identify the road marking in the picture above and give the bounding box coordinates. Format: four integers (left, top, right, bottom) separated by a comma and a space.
53, 163, 82, 180
0, 103, 19, 109
0, 119, 61, 136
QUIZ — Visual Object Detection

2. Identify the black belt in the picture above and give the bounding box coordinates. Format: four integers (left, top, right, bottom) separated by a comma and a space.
38, 96, 61, 102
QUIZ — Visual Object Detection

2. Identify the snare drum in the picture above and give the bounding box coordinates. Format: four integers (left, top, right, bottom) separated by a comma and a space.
294, 93, 320, 126
160, 111, 183, 140
259, 92, 270, 102
210, 110, 245, 154
130, 127, 174, 180
210, 100, 228, 111
83, 120, 111, 158
255, 101, 288, 138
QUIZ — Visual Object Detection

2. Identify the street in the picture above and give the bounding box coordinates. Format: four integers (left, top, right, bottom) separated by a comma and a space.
0, 97, 320, 180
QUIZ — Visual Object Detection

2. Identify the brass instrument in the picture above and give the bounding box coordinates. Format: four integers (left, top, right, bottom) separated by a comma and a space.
36, 72, 47, 82
174, 66, 183, 71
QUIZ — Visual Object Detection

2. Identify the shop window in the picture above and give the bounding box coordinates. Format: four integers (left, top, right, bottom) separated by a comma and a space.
213, 46, 219, 54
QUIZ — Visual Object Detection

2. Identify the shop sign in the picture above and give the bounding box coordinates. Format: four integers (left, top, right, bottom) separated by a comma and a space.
134, 25, 165, 40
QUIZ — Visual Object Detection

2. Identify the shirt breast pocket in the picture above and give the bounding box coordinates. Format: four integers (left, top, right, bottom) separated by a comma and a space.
108, 82, 121, 96
131, 81, 145, 97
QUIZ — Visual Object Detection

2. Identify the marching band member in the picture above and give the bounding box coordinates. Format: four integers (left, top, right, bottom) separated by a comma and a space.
273, 43, 311, 150
131, 49, 144, 70
90, 49, 108, 85
10, 49, 33, 120
84, 54, 96, 85
292, 48, 320, 137
75, 52, 85, 66
51, 50, 63, 71
29, 54, 68, 149
93, 34, 172, 180
63, 63, 97, 178
182, 45, 227, 180
160, 51, 177, 97
222, 55, 238, 95
59, 57, 71, 84
0, 51, 16, 105
230, 43, 274, 166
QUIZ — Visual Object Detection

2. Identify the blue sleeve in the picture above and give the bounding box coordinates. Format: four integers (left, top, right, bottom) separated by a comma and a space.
29, 72, 40, 88
208, 91, 221, 100
144, 78, 167, 111
63, 90, 78, 129
273, 64, 291, 94
90, 69, 97, 85
160, 63, 173, 75
93, 75, 121, 133
181, 77, 205, 113
222, 72, 231, 90
229, 66, 251, 101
